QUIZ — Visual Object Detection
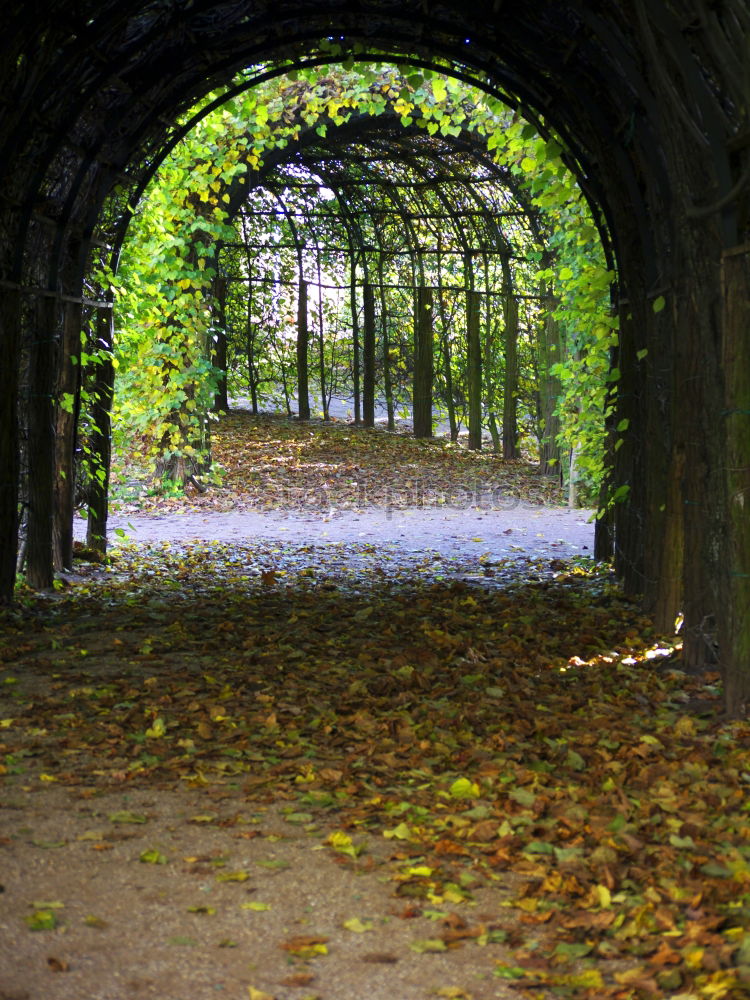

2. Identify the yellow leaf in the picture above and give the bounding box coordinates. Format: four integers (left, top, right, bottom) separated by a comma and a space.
383, 822, 413, 840
343, 917, 373, 933
39, 773, 58, 783
559, 970, 605, 989
674, 715, 697, 738
614, 966, 649, 985
241, 902, 271, 911
247, 988, 275, 1000
684, 947, 704, 970
405, 865, 433, 877
449, 777, 480, 799
215, 871, 249, 883
327, 831, 359, 857
145, 717, 166, 739
596, 884, 612, 908
443, 886, 468, 903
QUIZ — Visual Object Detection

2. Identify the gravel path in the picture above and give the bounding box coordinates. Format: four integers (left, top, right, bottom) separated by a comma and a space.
78, 503, 595, 562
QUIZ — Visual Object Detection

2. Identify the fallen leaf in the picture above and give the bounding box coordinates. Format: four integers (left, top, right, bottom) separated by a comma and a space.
47, 957, 70, 972
109, 810, 148, 824
343, 917, 374, 933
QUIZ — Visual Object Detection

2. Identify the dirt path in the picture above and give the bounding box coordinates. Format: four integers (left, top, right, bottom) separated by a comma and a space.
4, 503, 598, 1000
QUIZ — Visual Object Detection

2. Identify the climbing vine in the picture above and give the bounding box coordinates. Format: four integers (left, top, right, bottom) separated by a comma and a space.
112, 59, 614, 501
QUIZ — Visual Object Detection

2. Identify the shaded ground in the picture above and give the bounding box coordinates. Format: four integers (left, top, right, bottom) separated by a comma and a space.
3, 416, 749, 1000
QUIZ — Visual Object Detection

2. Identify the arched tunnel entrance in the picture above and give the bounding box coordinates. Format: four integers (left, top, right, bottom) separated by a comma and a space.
107, 59, 612, 514
1, 7, 750, 993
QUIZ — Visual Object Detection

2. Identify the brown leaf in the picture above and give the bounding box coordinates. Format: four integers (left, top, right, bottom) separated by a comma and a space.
280, 972, 316, 987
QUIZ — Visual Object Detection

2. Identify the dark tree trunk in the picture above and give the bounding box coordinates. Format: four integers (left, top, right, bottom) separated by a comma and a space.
467, 288, 482, 451
86, 306, 115, 553
502, 291, 520, 459
0, 287, 21, 603
362, 282, 376, 428
53, 300, 82, 571
442, 335, 459, 443
26, 294, 58, 589
315, 260, 328, 421
296, 278, 310, 421
436, 270, 458, 442
245, 277, 260, 414
675, 235, 724, 675
413, 285, 433, 439
720, 243, 750, 716
613, 300, 648, 596
349, 261, 361, 425
212, 276, 229, 412
654, 446, 684, 633
378, 273, 395, 432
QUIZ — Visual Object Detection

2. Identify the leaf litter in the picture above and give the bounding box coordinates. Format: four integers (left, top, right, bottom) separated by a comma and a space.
112, 410, 563, 515
2, 422, 750, 1000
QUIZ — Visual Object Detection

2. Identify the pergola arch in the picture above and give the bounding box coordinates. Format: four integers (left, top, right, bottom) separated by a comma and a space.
206, 102, 544, 439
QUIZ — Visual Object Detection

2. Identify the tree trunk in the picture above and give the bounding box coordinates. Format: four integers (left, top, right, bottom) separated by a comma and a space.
378, 275, 395, 432
349, 261, 361, 424
26, 294, 58, 589
212, 276, 229, 412
296, 278, 310, 420
720, 243, 750, 716
53, 300, 82, 571
613, 299, 647, 596
537, 299, 563, 477
442, 337, 459, 443
568, 443, 579, 508
436, 271, 458, 442
483, 300, 501, 454
502, 291, 520, 459
413, 285, 433, 439
246, 279, 259, 414
86, 306, 115, 553
362, 282, 376, 428
654, 446, 685, 633
0, 287, 21, 602
675, 244, 724, 675
467, 288, 482, 451
316, 263, 328, 421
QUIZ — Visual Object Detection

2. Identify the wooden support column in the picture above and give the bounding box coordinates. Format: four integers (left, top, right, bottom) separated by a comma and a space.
296, 278, 310, 421
413, 285, 433, 439
53, 299, 82, 570
467, 288, 482, 451
86, 306, 115, 553
502, 290, 520, 459
212, 276, 229, 412
362, 282, 376, 428
26, 294, 58, 588
0, 287, 21, 602
349, 262, 361, 425
720, 243, 750, 715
